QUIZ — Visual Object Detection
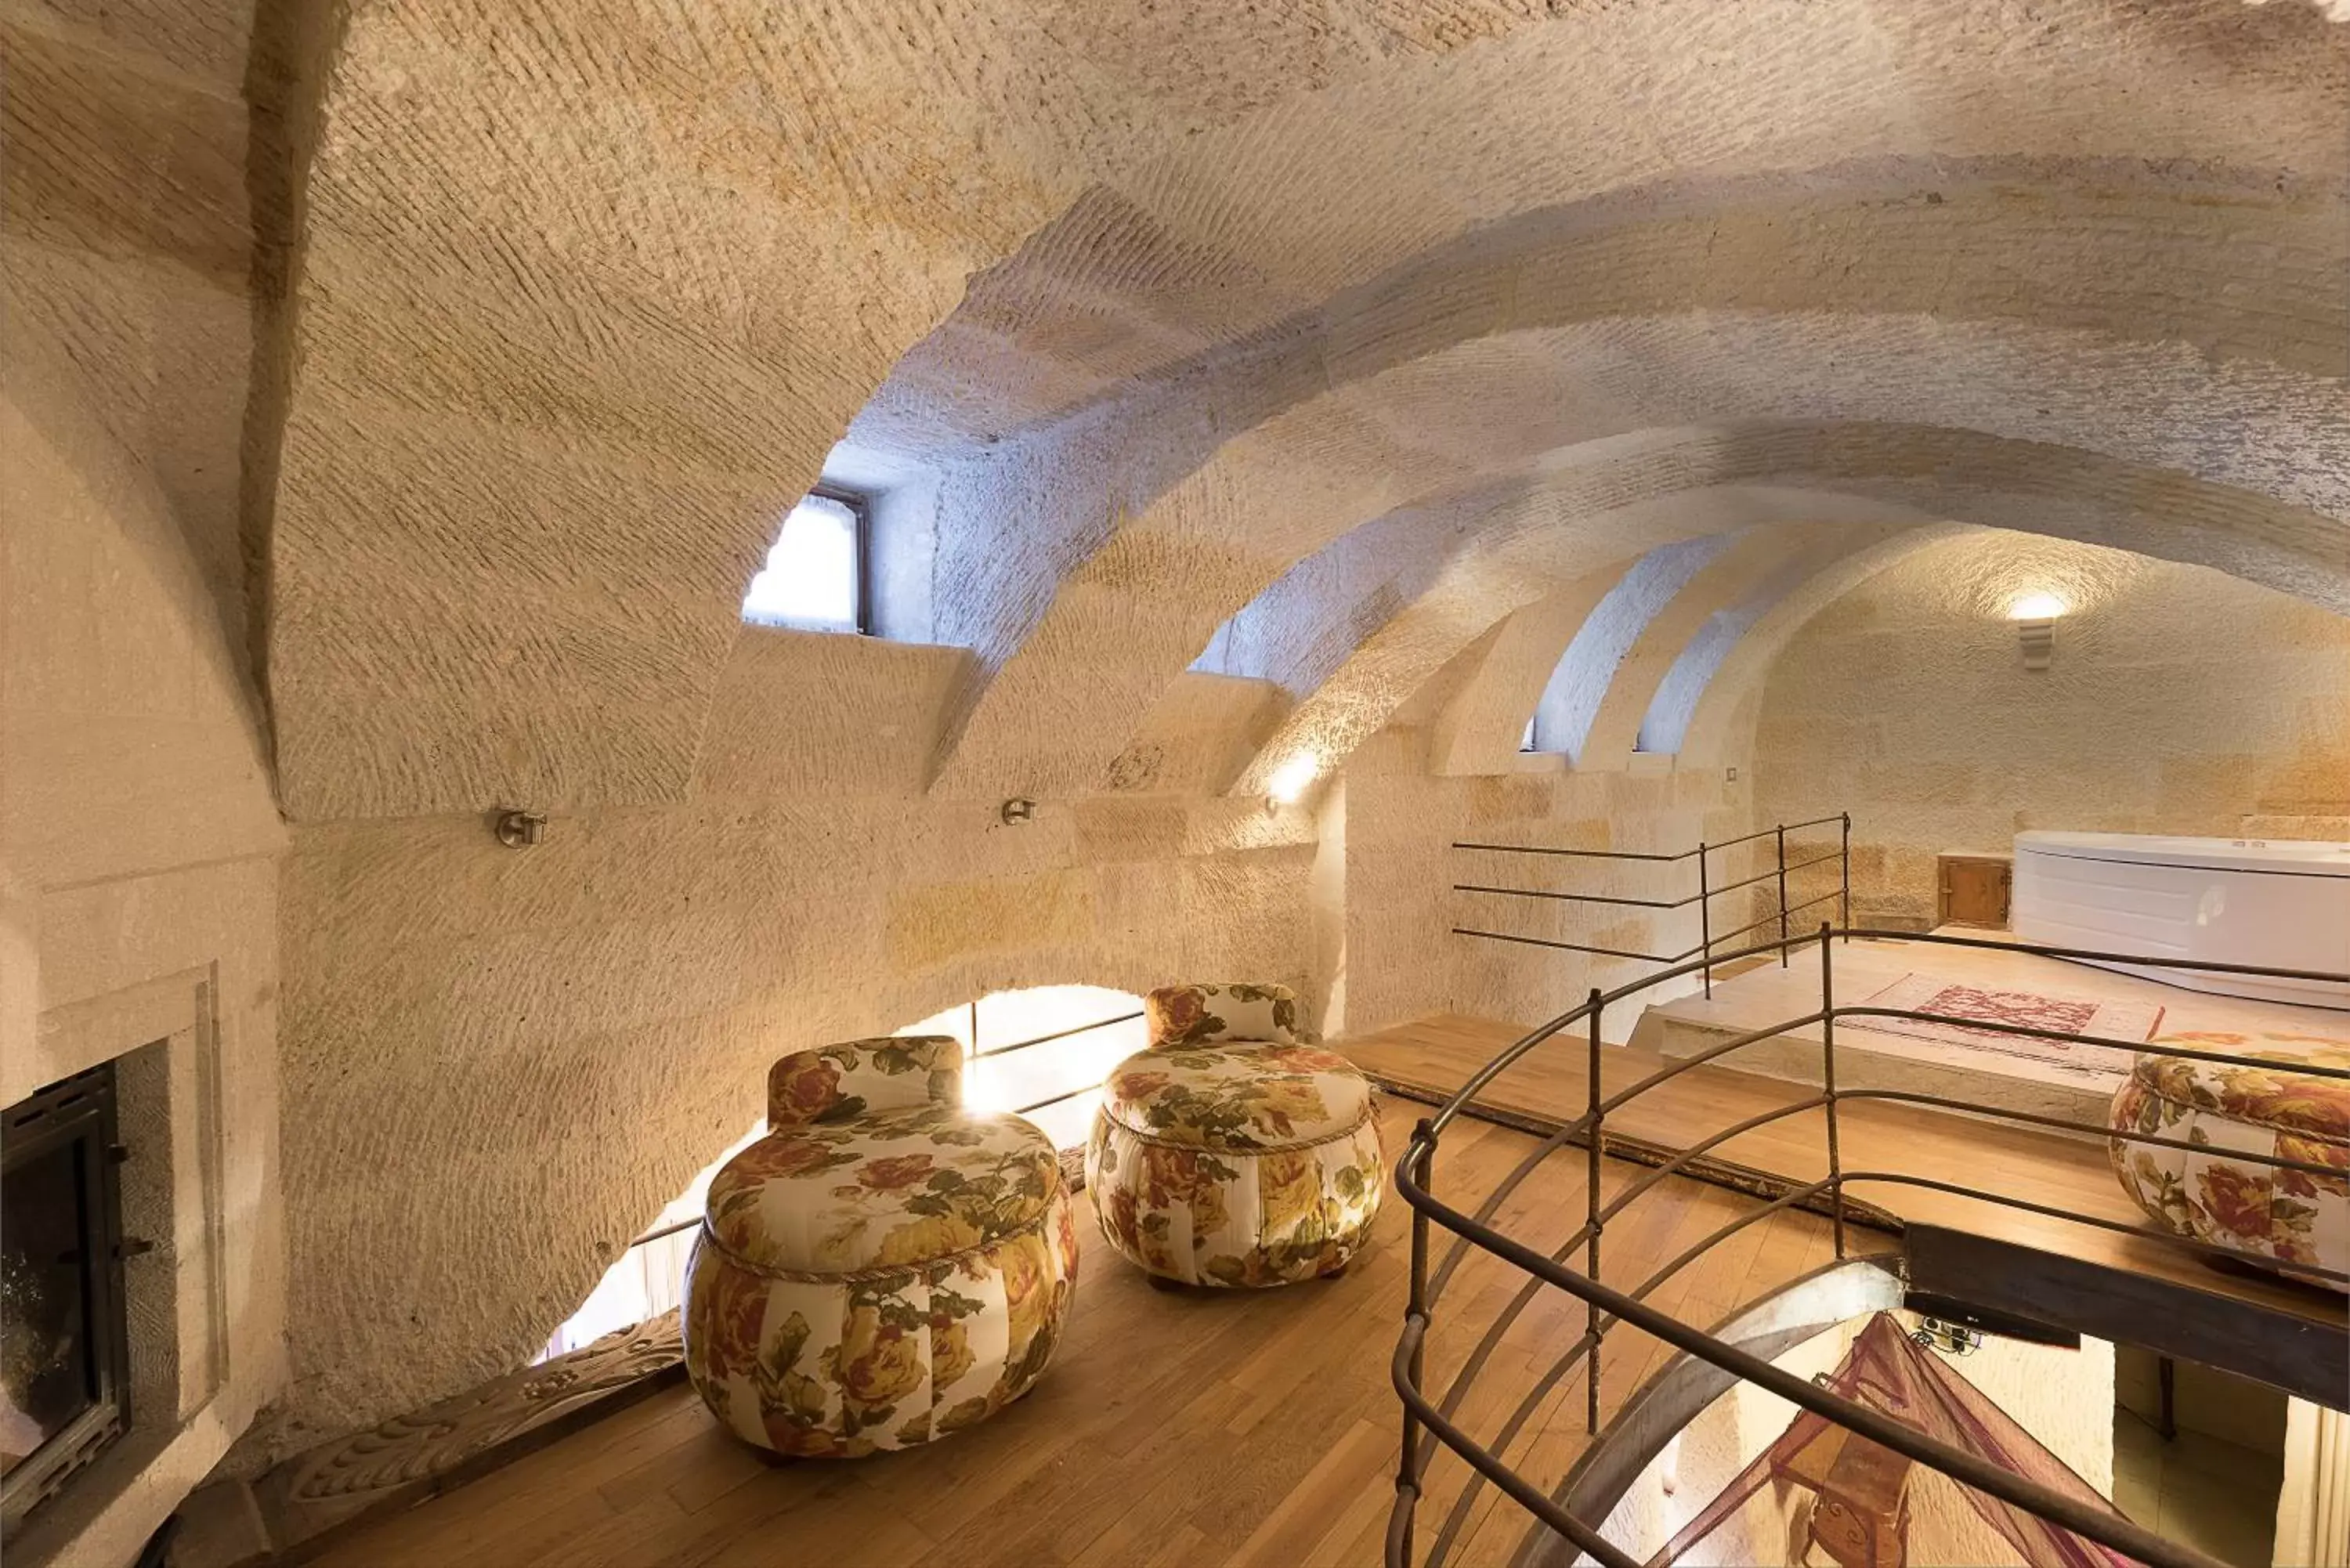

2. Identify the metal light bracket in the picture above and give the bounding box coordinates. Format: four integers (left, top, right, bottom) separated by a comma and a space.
2017, 618, 2055, 671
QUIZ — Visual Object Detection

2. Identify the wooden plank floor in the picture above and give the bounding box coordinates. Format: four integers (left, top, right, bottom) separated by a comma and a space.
1348, 1013, 2347, 1327
311, 1097, 1844, 1568
310, 995, 2347, 1567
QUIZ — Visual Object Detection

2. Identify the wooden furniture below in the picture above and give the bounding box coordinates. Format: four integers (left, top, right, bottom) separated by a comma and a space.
1936, 850, 2013, 929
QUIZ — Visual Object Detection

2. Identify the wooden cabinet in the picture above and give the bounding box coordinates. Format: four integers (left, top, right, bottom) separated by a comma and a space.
1936, 851, 2012, 929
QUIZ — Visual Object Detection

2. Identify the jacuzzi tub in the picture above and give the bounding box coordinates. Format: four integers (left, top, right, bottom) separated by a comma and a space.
2011, 832, 2350, 1007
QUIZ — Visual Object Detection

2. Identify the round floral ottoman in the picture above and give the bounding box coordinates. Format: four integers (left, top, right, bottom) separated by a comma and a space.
2108, 1031, 2349, 1289
1085, 983, 1383, 1287
682, 1035, 1079, 1457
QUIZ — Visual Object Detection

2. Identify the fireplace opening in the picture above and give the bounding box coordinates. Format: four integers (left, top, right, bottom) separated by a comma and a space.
2, 1064, 129, 1530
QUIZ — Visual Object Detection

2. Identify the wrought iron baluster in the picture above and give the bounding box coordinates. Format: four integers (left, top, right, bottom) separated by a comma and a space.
1697, 844, 1712, 998
1776, 822, 1790, 966
1839, 812, 1852, 941
1818, 921, 1846, 1259
1584, 988, 1604, 1435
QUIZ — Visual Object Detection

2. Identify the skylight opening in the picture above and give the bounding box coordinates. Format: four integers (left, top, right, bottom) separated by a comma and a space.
743, 487, 866, 633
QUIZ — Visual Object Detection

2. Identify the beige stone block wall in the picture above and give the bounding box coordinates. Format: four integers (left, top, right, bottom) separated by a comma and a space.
6, 1, 2345, 1550
0, 1, 300, 1555
262, 670, 1332, 1453
1752, 532, 2350, 927
1347, 728, 1751, 1042
4, 258, 287, 1568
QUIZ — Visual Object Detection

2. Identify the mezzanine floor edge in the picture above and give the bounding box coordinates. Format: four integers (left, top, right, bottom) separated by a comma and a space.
307, 999, 2345, 1568
1343, 1010, 2345, 1329
307, 1093, 1846, 1568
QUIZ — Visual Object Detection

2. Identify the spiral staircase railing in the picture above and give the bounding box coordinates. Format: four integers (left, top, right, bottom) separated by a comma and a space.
1387, 923, 2350, 1568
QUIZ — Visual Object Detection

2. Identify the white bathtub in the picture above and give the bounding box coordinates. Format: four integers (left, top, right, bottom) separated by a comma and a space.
2010, 832, 2350, 1007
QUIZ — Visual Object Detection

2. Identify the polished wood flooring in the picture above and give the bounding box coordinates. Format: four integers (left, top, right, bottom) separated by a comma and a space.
314, 1000, 2346, 1566
312, 1096, 1846, 1568
1347, 1013, 2343, 1326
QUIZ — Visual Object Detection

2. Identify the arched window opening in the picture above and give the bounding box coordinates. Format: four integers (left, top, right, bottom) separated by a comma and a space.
743, 486, 868, 634
534, 1117, 761, 1363
1525, 536, 1735, 756
1638, 551, 1824, 755
898, 984, 1147, 1151
534, 985, 1141, 1364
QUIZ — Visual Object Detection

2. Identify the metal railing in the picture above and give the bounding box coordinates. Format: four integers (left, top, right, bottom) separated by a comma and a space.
1452, 813, 1850, 996
627, 1006, 1143, 1248
1389, 926, 2350, 1568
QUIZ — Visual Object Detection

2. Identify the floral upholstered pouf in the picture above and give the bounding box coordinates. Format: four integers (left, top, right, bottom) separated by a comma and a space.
682, 1036, 1079, 1457
1085, 983, 1383, 1287
2108, 1031, 2350, 1290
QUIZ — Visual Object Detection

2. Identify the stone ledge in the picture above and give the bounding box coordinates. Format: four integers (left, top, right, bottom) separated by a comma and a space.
174, 1313, 685, 1566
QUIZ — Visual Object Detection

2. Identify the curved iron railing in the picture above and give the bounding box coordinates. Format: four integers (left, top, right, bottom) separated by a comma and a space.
1389, 924, 2350, 1568
1453, 812, 1850, 997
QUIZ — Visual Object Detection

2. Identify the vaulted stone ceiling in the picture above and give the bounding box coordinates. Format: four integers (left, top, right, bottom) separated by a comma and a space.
266, 0, 2350, 822
76, 0, 2333, 1450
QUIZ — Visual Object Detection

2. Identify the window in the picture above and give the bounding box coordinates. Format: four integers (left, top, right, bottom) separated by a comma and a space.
743, 486, 866, 633
535, 1116, 763, 1363
533, 983, 1143, 1364
899, 985, 1147, 1153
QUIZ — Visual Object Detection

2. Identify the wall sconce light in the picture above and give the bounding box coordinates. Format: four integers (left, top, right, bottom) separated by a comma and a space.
2006, 592, 2066, 673
494, 809, 548, 847
999, 797, 1036, 826
1266, 753, 1319, 808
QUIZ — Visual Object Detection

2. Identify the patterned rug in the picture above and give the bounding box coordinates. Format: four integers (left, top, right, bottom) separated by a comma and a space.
1844, 972, 2164, 1076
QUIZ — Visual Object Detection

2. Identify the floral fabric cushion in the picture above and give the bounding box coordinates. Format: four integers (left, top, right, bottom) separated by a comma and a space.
2109, 1032, 2350, 1288
1145, 982, 1306, 1047
1086, 1104, 1383, 1287
1101, 1040, 1373, 1150
685, 1185, 1079, 1457
768, 1035, 964, 1129
2124, 1032, 2350, 1140
707, 1104, 1061, 1276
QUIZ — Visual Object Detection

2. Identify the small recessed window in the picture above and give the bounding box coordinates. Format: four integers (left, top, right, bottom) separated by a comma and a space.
743, 487, 866, 633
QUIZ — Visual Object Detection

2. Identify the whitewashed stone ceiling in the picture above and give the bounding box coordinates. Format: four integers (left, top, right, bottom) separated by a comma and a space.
265, 0, 2348, 818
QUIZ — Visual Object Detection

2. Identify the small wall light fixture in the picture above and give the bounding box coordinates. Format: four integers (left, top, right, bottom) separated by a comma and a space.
1266, 753, 1320, 807
2006, 591, 2066, 672
999, 797, 1036, 826
494, 809, 548, 847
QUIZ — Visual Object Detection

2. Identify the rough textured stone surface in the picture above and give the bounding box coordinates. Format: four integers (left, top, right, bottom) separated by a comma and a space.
1754, 533, 2350, 924
266, 2, 2350, 815
2, 1, 295, 1559
5, 0, 2348, 1546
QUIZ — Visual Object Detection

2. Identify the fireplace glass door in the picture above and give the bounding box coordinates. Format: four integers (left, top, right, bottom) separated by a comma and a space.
2, 1064, 128, 1530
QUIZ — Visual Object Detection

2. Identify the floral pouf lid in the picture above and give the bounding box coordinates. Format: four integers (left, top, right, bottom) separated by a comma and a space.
1100, 1040, 1372, 1151
703, 1105, 1061, 1277
2128, 1032, 2350, 1143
